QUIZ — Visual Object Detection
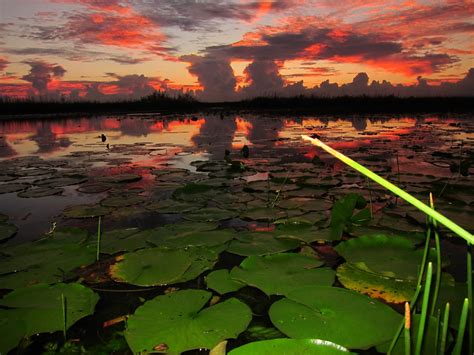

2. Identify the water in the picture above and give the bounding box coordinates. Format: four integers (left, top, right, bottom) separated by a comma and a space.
1, 113, 472, 243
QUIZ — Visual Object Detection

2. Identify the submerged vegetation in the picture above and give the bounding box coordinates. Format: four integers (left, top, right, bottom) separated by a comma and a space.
0, 115, 472, 354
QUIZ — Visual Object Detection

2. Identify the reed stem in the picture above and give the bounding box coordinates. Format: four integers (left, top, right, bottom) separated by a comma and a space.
467, 243, 473, 355
404, 302, 411, 355
429, 193, 441, 316
415, 262, 433, 355
439, 303, 450, 355
61, 292, 67, 341
96, 216, 101, 262
301, 135, 474, 243
453, 298, 469, 355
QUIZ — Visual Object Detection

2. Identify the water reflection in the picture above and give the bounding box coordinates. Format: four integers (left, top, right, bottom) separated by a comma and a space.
0, 136, 15, 157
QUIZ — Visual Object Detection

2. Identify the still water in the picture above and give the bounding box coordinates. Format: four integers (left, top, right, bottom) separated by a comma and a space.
0, 113, 472, 243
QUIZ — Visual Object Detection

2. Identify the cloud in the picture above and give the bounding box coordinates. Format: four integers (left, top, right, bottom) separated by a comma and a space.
241, 60, 285, 97
21, 61, 66, 94
181, 55, 237, 101
0, 57, 8, 71
137, 0, 297, 31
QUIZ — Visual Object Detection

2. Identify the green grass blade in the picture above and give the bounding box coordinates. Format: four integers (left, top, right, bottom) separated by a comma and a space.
467, 243, 473, 355
301, 135, 474, 243
453, 298, 469, 355
429, 193, 441, 316
96, 216, 102, 262
415, 262, 433, 355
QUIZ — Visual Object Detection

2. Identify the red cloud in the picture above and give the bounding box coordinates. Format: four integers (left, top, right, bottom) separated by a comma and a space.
0, 57, 9, 71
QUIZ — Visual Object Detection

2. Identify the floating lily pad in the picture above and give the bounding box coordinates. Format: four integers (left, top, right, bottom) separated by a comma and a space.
227, 232, 300, 256
228, 339, 353, 355
335, 234, 439, 280
77, 183, 111, 194
0, 230, 96, 289
151, 229, 236, 249
124, 289, 252, 354
269, 286, 402, 349
98, 174, 142, 183
330, 193, 369, 239
336, 262, 416, 303
173, 182, 213, 196
205, 269, 245, 294
240, 207, 289, 222
183, 207, 238, 222
0, 223, 18, 242
0, 283, 99, 355
109, 248, 193, 287
230, 253, 333, 296
100, 195, 147, 208
63, 204, 113, 219
0, 183, 29, 194
100, 227, 149, 254
18, 186, 64, 198
277, 198, 332, 212
145, 199, 202, 213
174, 246, 222, 283
34, 176, 87, 187
0, 213, 8, 222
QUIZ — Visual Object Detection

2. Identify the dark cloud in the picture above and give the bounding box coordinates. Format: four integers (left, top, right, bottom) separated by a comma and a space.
21, 61, 66, 94
138, 0, 295, 31
241, 60, 285, 97
181, 55, 236, 101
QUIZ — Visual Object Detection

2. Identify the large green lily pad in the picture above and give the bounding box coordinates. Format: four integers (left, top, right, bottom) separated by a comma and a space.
336, 262, 416, 303
330, 193, 369, 239
144, 222, 219, 246
230, 253, 334, 296
124, 289, 252, 354
0, 183, 30, 194
229, 339, 353, 355
63, 204, 113, 219
151, 229, 236, 249
173, 246, 223, 283
227, 232, 300, 256
145, 198, 203, 213
110, 248, 193, 286
205, 269, 245, 295
0, 283, 99, 354
269, 286, 402, 349
34, 176, 87, 187
0, 230, 96, 289
335, 234, 438, 280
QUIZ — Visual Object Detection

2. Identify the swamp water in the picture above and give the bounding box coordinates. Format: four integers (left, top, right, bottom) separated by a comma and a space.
0, 114, 472, 354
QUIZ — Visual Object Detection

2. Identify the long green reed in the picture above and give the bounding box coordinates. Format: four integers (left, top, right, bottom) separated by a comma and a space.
453, 298, 469, 355
415, 262, 433, 355
61, 293, 67, 340
439, 303, 450, 355
429, 193, 441, 316
96, 216, 102, 262
467, 243, 473, 355
301, 135, 474, 243
404, 302, 411, 355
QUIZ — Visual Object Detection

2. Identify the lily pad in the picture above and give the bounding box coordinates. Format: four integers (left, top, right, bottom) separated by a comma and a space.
205, 269, 245, 294
183, 207, 238, 222
227, 232, 300, 256
0, 283, 99, 355
144, 222, 220, 245
336, 262, 416, 303
335, 234, 439, 280
0, 223, 18, 241
0, 230, 96, 289
145, 199, 203, 213
63, 204, 113, 219
34, 176, 87, 187
18, 186, 64, 198
151, 229, 236, 249
100, 227, 151, 254
269, 286, 402, 349
229, 339, 353, 355
109, 248, 193, 286
124, 289, 252, 354
240, 207, 289, 222
0, 183, 30, 194
231, 253, 334, 296
173, 246, 223, 283
77, 183, 111, 194
100, 195, 147, 207
98, 174, 142, 183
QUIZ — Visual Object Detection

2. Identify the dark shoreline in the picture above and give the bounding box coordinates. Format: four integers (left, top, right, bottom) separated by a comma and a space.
0, 96, 472, 120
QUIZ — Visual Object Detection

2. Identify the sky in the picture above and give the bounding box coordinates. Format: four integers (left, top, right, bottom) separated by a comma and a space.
0, 0, 473, 101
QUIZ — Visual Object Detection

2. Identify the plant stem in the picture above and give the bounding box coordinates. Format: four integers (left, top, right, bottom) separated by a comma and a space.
404, 302, 411, 355
467, 243, 473, 355
434, 308, 440, 354
415, 262, 433, 355
439, 303, 450, 355
61, 292, 67, 341
301, 135, 474, 243
96, 216, 101, 262
429, 193, 441, 316
453, 298, 469, 355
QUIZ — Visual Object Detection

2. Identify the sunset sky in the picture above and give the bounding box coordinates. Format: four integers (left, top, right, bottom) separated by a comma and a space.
0, 0, 473, 101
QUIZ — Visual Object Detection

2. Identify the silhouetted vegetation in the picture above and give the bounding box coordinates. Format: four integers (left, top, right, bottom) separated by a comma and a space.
0, 92, 473, 117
